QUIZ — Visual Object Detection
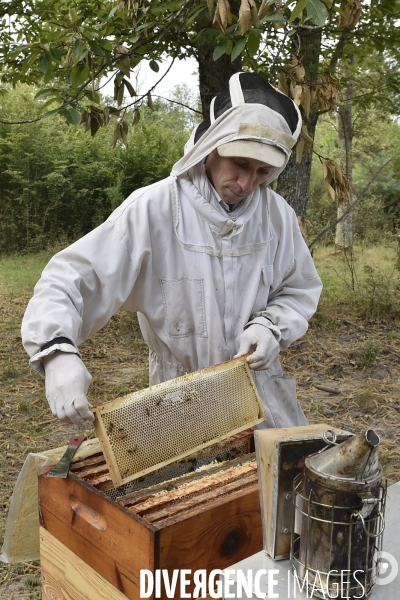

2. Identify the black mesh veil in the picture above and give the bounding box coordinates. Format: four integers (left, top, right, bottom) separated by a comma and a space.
194, 73, 299, 144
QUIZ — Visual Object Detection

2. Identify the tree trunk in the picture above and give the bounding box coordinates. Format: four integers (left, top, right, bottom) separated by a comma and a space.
195, 4, 242, 118
274, 112, 318, 218
335, 58, 354, 250
276, 26, 322, 217
197, 47, 242, 118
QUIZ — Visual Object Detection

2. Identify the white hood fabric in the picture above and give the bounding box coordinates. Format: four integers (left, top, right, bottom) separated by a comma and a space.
173, 104, 296, 186
172, 73, 301, 185
22, 73, 322, 429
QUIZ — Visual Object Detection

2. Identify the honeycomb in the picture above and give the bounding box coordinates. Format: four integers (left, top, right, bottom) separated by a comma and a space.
93, 357, 264, 486
104, 433, 253, 501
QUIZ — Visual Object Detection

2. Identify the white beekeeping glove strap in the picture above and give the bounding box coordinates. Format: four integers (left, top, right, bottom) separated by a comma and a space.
43, 352, 94, 425
234, 324, 279, 370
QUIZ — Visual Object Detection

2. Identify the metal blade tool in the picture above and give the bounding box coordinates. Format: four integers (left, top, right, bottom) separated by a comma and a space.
46, 435, 87, 478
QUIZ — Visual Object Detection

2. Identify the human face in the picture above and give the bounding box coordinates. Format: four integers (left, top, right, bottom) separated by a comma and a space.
205, 150, 274, 204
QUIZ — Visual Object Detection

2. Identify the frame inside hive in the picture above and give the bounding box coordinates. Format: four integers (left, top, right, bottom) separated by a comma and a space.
93, 357, 264, 487
69, 429, 257, 522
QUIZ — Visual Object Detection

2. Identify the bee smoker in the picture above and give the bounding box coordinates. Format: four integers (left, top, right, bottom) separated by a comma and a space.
291, 430, 386, 599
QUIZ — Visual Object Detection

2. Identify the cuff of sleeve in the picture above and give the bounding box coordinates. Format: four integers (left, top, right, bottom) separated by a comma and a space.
29, 343, 81, 376
245, 317, 282, 342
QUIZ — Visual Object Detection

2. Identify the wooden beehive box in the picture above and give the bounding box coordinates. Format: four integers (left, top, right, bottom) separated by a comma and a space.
38, 428, 262, 600
39, 359, 267, 598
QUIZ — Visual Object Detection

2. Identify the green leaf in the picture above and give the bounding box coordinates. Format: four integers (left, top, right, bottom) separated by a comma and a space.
225, 23, 238, 34
149, 60, 159, 72
41, 108, 60, 119
73, 38, 85, 63
264, 12, 286, 22
187, 5, 206, 25
27, 50, 40, 67
34, 88, 59, 100
247, 30, 261, 56
86, 91, 101, 104
231, 37, 247, 62
99, 39, 113, 51
70, 64, 90, 88
46, 31, 61, 42
43, 56, 53, 83
69, 7, 78, 21
88, 39, 103, 55
8, 46, 25, 60
306, 0, 328, 26
137, 21, 156, 32
213, 38, 231, 61
105, 53, 113, 68
50, 47, 62, 61
150, 6, 166, 15
332, 5, 347, 18
62, 107, 81, 125
290, 0, 310, 22
40, 96, 62, 111
39, 53, 49, 74
108, 6, 119, 19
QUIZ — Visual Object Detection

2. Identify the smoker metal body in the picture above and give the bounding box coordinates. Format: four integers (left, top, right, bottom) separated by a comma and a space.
254, 425, 352, 561
290, 430, 386, 599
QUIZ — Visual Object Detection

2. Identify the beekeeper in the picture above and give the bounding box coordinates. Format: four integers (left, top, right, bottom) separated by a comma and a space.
21, 72, 322, 429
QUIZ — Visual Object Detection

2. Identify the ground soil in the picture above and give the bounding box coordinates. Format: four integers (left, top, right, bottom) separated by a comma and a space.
1, 293, 399, 598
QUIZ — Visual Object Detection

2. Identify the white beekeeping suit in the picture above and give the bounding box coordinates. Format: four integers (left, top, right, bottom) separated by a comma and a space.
22, 73, 322, 428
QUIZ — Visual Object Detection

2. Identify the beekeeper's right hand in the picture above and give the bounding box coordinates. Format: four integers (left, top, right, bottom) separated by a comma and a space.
42, 351, 94, 426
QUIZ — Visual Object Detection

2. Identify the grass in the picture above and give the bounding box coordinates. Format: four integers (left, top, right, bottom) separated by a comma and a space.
312, 241, 400, 320
0, 250, 55, 298
354, 341, 382, 369
313, 241, 398, 292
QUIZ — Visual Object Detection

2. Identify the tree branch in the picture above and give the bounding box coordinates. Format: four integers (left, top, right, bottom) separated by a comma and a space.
308, 160, 392, 250
152, 95, 202, 114
329, 26, 352, 73
0, 116, 42, 125
120, 58, 177, 114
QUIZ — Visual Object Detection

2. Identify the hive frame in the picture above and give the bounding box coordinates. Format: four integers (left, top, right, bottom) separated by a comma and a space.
93, 357, 265, 487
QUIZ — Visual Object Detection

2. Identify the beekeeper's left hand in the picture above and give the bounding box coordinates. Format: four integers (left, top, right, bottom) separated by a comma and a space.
234, 324, 279, 370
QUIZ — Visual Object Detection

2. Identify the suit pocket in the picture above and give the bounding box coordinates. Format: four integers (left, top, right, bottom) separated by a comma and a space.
262, 375, 308, 428
252, 265, 274, 313
160, 277, 208, 338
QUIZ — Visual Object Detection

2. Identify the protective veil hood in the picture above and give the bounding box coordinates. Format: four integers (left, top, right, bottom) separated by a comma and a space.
171, 72, 302, 185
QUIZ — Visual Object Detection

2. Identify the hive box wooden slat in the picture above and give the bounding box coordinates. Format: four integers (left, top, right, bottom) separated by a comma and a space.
40, 527, 128, 600
38, 430, 263, 600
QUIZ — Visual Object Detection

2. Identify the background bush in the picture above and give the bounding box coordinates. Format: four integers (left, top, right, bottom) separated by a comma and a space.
0, 85, 197, 253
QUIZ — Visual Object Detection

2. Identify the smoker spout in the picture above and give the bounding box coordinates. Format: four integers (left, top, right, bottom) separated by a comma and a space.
365, 429, 380, 447
306, 429, 381, 485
